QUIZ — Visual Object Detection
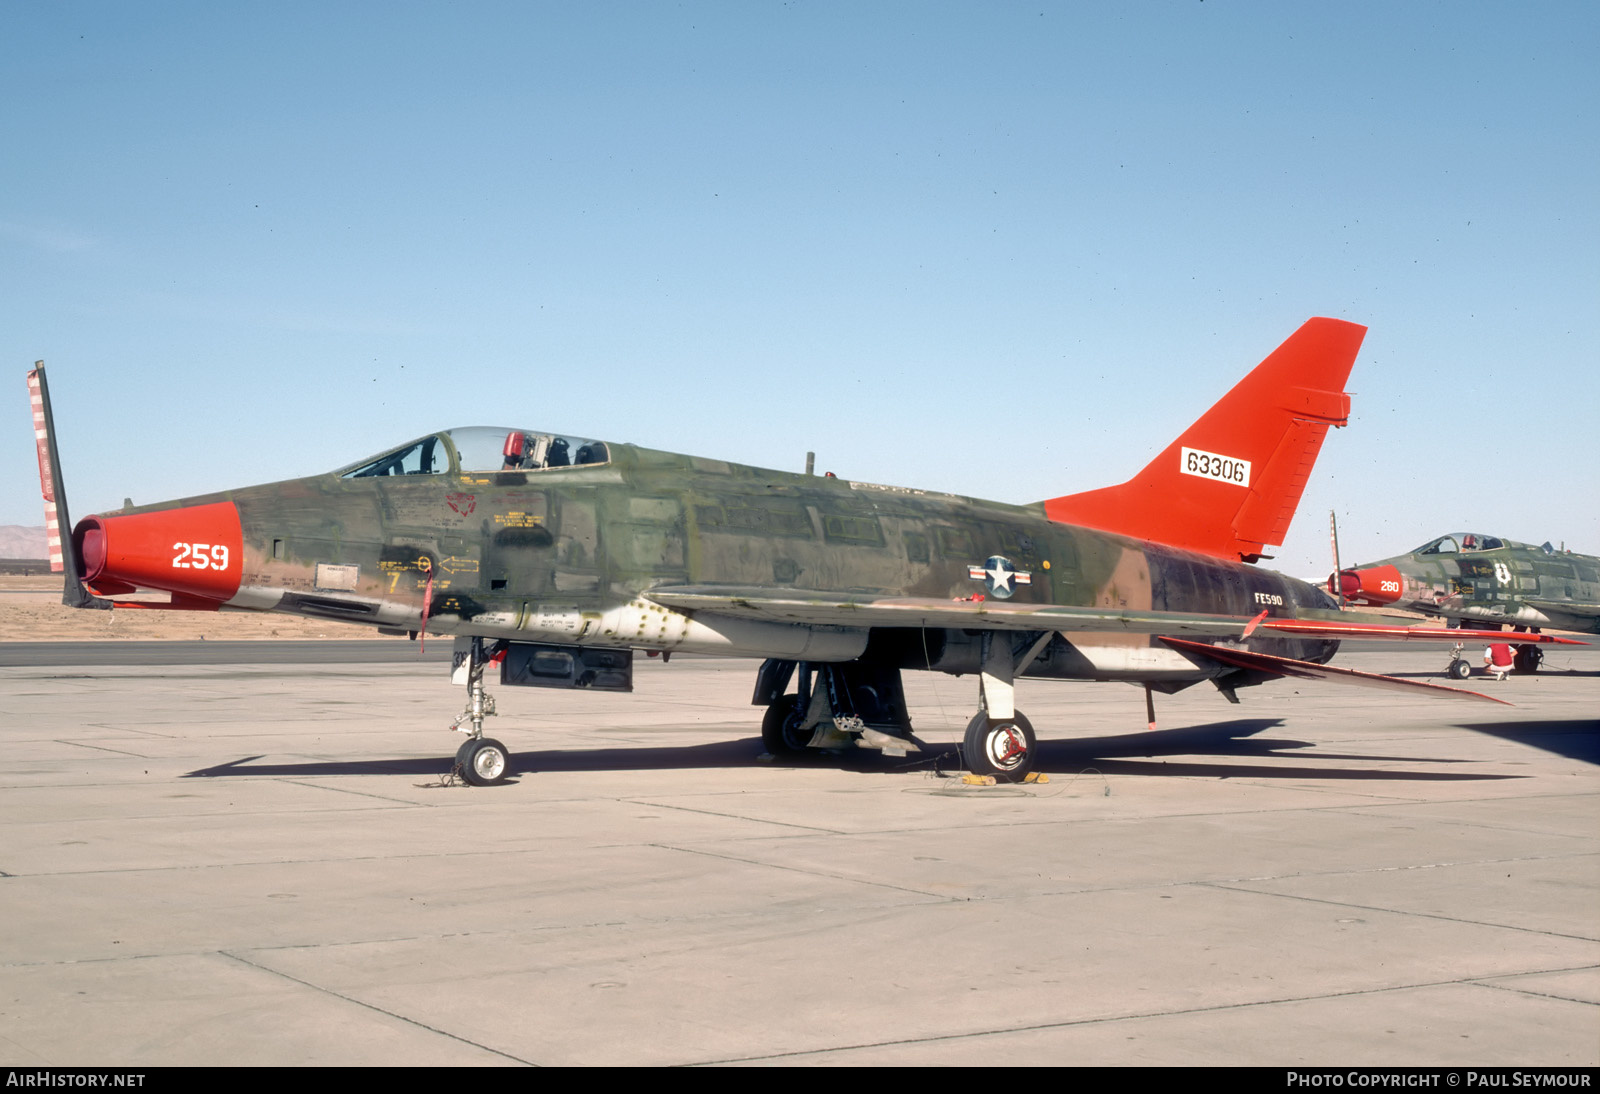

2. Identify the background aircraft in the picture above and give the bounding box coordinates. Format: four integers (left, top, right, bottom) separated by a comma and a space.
1333, 534, 1600, 676
27, 321, 1577, 785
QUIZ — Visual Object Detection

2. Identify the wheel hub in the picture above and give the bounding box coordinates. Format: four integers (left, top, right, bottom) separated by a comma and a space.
472, 745, 506, 782
985, 724, 1028, 769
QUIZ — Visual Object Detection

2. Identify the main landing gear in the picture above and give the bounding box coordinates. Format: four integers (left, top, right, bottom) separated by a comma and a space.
452, 637, 511, 786
963, 712, 1037, 780
754, 631, 1053, 783
760, 693, 812, 757
752, 659, 916, 761
1513, 639, 1543, 674
961, 631, 1050, 782
1443, 629, 1545, 680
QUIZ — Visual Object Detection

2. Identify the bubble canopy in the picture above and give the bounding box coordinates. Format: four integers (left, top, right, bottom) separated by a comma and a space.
1412, 533, 1504, 555
338, 427, 610, 479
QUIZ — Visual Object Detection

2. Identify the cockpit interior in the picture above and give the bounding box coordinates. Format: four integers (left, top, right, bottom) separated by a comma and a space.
1413, 533, 1504, 555
340, 427, 610, 479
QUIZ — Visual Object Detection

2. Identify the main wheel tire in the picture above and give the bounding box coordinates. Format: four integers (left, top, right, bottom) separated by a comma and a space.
761, 695, 813, 757
1513, 645, 1543, 674
963, 711, 1037, 782
1447, 659, 1472, 680
460, 737, 510, 786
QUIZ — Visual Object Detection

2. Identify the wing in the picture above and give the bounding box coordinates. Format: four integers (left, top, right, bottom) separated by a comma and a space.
1524, 598, 1600, 620
646, 585, 1259, 635
644, 586, 1585, 645
645, 586, 1581, 706
1253, 615, 1586, 645
1158, 638, 1510, 705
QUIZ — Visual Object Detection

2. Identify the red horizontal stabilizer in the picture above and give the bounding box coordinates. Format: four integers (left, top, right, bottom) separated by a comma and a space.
1043, 318, 1366, 562
1159, 637, 1510, 705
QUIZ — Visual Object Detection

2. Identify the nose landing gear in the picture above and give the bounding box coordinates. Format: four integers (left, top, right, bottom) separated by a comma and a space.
451, 637, 511, 786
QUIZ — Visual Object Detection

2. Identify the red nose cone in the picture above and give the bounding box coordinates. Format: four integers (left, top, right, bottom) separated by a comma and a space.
1335, 565, 1404, 606
74, 501, 243, 602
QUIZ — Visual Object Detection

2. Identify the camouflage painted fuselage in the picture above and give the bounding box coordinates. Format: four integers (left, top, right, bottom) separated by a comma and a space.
90, 429, 1341, 682
1339, 533, 1600, 635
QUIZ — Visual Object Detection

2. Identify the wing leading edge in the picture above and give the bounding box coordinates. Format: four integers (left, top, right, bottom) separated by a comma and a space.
645, 586, 1585, 645
647, 585, 1269, 636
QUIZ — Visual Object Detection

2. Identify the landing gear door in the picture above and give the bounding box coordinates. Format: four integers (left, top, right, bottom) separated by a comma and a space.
501, 642, 634, 691
450, 635, 475, 686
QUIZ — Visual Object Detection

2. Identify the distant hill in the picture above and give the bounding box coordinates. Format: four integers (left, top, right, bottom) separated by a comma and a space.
0, 526, 48, 558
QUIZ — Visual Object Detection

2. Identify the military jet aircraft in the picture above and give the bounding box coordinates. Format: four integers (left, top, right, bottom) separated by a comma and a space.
1332, 534, 1600, 677
26, 320, 1579, 785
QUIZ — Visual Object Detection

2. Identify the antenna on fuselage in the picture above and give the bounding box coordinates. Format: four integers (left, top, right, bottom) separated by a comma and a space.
1329, 510, 1346, 609
805, 451, 815, 476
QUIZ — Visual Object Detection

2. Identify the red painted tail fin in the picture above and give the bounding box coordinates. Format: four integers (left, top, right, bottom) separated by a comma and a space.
1041, 317, 1366, 563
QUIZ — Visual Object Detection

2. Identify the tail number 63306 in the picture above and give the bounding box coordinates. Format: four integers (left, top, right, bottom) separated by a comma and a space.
1180, 447, 1251, 487
173, 542, 229, 570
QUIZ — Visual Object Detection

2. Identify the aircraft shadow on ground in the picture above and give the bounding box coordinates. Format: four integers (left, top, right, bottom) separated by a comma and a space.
1008, 718, 1519, 782
1453, 717, 1600, 765
181, 716, 1526, 783
181, 739, 767, 782
1384, 669, 1600, 681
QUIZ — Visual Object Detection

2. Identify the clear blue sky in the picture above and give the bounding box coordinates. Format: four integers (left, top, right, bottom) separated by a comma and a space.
4, 1, 1596, 579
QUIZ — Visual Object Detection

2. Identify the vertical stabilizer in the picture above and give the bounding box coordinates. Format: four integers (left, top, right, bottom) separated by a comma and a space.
1041, 318, 1365, 563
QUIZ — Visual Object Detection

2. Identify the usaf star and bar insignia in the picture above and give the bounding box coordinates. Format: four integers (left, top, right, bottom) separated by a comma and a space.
968, 555, 1032, 599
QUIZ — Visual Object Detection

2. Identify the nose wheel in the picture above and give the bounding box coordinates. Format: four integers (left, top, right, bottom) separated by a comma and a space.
456, 737, 511, 786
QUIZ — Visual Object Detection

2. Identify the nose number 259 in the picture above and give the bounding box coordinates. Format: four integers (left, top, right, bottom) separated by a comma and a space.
173, 542, 229, 570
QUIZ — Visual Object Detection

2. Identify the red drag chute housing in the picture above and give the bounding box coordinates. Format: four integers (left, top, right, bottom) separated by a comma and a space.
1330, 564, 1405, 607
74, 501, 244, 603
